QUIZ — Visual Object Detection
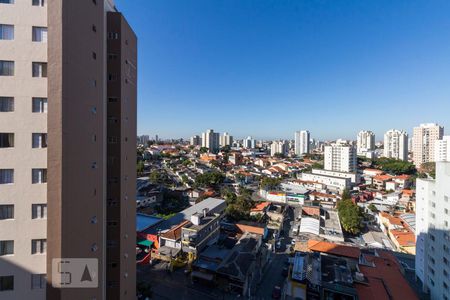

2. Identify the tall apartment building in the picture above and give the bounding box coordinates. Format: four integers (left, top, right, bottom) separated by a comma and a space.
383, 129, 409, 161
270, 140, 288, 156
190, 135, 201, 146
413, 123, 444, 167
201, 129, 220, 153
219, 132, 233, 148
435, 136, 450, 162
243, 136, 256, 149
294, 130, 310, 156
356, 130, 375, 155
324, 142, 357, 173
416, 162, 450, 300
0, 1, 137, 299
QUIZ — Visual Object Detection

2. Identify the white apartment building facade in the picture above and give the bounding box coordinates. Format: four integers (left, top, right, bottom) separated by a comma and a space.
413, 123, 444, 167
294, 130, 310, 156
435, 136, 450, 162
324, 142, 357, 173
356, 130, 375, 156
201, 129, 220, 153
0, 1, 47, 299
243, 136, 256, 149
190, 135, 201, 146
383, 129, 408, 161
270, 140, 288, 156
416, 162, 450, 300
219, 132, 233, 147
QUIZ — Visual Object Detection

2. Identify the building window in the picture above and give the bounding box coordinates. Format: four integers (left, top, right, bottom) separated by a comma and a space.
108, 32, 119, 39
0, 133, 14, 148
32, 62, 47, 77
108, 97, 118, 103
32, 133, 47, 148
0, 24, 14, 40
31, 239, 46, 254
92, 25, 97, 32
0, 169, 13, 184
0, 97, 14, 112
0, 205, 13, 220
32, 0, 45, 6
32, 26, 47, 42
32, 204, 47, 219
0, 240, 13, 255
92, 52, 97, 60
32, 97, 47, 113
108, 53, 118, 60
0, 60, 14, 76
32, 169, 47, 184
0, 276, 13, 291
31, 274, 45, 289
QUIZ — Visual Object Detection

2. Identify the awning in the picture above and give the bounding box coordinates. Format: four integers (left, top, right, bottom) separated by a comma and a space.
137, 240, 153, 247
191, 271, 214, 281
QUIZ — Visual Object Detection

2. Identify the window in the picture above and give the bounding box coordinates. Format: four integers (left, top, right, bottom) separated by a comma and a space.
0, 169, 13, 184
0, 97, 13, 112
108, 32, 119, 39
32, 169, 47, 184
32, 204, 46, 219
31, 274, 45, 289
32, 133, 47, 148
0, 133, 14, 148
32, 62, 47, 77
32, 0, 44, 6
0, 61, 14, 76
0, 205, 13, 220
0, 276, 13, 291
32, 97, 47, 113
31, 239, 46, 254
0, 0, 14, 4
32, 27, 47, 42
0, 240, 13, 256
0, 24, 14, 40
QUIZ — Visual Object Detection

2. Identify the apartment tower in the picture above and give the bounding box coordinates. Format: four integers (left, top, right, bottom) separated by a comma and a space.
0, 0, 137, 299
416, 162, 450, 300
413, 123, 444, 167
356, 130, 375, 156
294, 130, 310, 156
324, 142, 357, 173
383, 129, 409, 161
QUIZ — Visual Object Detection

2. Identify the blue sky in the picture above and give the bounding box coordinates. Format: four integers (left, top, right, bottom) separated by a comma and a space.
116, 0, 450, 141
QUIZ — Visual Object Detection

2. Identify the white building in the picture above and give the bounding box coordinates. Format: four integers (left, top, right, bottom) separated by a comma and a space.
435, 136, 450, 162
301, 172, 351, 193
243, 136, 256, 149
356, 130, 375, 156
416, 162, 450, 300
270, 140, 288, 156
190, 135, 201, 146
383, 129, 408, 161
219, 132, 233, 147
311, 169, 360, 184
413, 123, 444, 167
294, 130, 310, 156
324, 142, 357, 173
201, 129, 220, 153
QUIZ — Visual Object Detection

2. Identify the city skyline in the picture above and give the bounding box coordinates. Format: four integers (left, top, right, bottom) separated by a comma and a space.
116, 0, 450, 139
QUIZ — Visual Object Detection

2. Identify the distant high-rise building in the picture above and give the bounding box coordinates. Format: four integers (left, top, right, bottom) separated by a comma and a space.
0, 1, 137, 299
435, 136, 450, 162
219, 132, 233, 147
324, 142, 357, 173
356, 130, 375, 155
155, 134, 159, 142
383, 129, 409, 161
416, 162, 450, 299
190, 135, 202, 146
243, 136, 256, 149
201, 129, 220, 153
270, 140, 288, 156
413, 123, 444, 167
294, 130, 310, 156
138, 134, 150, 145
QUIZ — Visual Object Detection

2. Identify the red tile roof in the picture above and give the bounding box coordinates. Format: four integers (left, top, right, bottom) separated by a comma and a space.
307, 240, 360, 259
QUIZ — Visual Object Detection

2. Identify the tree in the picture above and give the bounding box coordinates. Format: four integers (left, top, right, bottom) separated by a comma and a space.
137, 161, 145, 176
273, 152, 286, 158
199, 147, 208, 153
194, 171, 225, 188
368, 203, 378, 213
137, 281, 153, 300
341, 188, 351, 200
421, 162, 436, 179
149, 170, 163, 184
182, 159, 192, 166
372, 158, 416, 175
337, 199, 363, 235
311, 162, 324, 169
260, 177, 281, 190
